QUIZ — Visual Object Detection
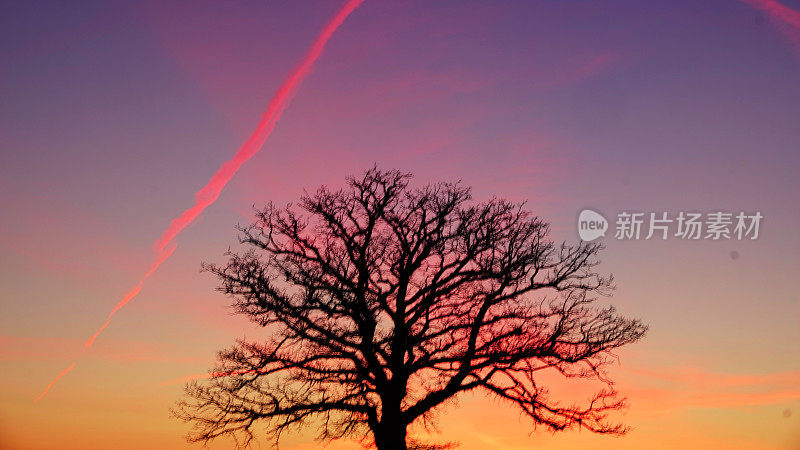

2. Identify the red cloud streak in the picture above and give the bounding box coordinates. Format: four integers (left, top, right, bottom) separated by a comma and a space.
34, 0, 366, 402
741, 0, 800, 53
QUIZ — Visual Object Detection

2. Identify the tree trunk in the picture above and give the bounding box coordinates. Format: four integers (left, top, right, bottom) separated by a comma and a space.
374, 422, 407, 450
375, 385, 408, 450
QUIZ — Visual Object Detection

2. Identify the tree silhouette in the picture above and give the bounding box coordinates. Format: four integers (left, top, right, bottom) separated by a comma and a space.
175, 168, 647, 449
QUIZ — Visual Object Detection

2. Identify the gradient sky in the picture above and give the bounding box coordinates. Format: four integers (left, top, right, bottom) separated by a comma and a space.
1, 0, 799, 449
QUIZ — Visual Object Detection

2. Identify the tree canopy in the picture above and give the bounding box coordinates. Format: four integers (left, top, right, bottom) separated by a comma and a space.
175, 168, 647, 449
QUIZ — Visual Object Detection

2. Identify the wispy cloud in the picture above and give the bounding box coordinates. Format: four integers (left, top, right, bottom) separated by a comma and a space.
626, 365, 800, 413
1, 335, 200, 364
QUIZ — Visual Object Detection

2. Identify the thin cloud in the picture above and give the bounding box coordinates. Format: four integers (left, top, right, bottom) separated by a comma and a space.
626, 365, 800, 413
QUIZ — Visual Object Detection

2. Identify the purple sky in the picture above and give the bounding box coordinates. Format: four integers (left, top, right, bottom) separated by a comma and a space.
1, 1, 799, 448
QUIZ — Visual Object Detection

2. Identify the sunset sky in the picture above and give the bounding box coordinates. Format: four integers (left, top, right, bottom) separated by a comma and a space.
1, 0, 799, 448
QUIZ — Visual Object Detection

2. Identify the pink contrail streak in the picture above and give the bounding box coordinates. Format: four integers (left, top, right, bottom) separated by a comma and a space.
153, 0, 366, 253
84, 244, 177, 349
35, 0, 365, 401
741, 0, 800, 54
34, 246, 176, 402
34, 361, 77, 402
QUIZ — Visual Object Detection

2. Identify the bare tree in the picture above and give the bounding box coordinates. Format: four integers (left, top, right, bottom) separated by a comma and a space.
175, 167, 646, 449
